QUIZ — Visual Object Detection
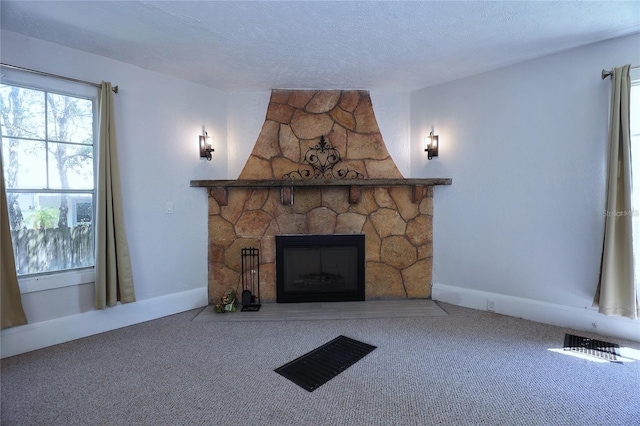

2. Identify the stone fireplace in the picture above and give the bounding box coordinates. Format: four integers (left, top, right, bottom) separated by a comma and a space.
191, 90, 451, 304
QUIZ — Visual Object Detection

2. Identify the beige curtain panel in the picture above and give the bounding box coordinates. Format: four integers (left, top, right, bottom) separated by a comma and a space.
0, 150, 28, 329
594, 64, 639, 319
95, 82, 135, 309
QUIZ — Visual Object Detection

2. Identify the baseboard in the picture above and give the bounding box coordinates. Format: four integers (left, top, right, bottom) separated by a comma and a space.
1, 287, 208, 359
432, 283, 640, 343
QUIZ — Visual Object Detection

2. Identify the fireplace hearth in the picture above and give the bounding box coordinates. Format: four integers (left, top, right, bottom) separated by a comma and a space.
276, 235, 365, 303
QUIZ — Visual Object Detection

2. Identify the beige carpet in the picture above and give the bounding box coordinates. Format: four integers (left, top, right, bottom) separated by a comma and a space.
2, 302, 639, 425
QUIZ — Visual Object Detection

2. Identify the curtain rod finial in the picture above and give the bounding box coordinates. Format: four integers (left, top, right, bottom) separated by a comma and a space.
112, 86, 118, 94
602, 69, 613, 80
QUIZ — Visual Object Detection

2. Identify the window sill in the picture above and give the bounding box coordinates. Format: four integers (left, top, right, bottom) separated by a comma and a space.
19, 268, 95, 294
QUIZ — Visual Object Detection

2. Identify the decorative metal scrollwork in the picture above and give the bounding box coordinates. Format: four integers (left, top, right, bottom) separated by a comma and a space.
283, 136, 364, 180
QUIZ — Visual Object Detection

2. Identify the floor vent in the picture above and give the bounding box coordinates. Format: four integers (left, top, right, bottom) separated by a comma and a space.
274, 335, 376, 392
563, 333, 620, 362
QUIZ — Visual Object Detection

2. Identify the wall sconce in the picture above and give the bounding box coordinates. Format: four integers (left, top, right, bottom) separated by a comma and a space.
199, 131, 214, 161
425, 131, 439, 160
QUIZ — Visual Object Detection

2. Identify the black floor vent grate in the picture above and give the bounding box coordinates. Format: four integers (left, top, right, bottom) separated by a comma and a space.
274, 335, 376, 392
563, 333, 620, 362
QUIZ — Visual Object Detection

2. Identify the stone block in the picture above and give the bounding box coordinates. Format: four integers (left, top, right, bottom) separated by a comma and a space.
266, 102, 295, 124
370, 208, 406, 237
209, 245, 224, 263
224, 238, 260, 272
353, 94, 381, 134
306, 91, 341, 113
288, 91, 315, 109
220, 189, 252, 223
348, 188, 377, 215
363, 219, 381, 262
252, 120, 281, 159
307, 207, 337, 234
380, 235, 417, 269
235, 210, 273, 238
279, 124, 300, 162
260, 236, 276, 264
327, 124, 347, 157
374, 187, 397, 209
210, 264, 240, 299
417, 242, 432, 260
290, 110, 334, 140
401, 259, 432, 298
346, 132, 389, 160
364, 158, 403, 179
208, 215, 236, 248
335, 212, 367, 234
263, 220, 281, 239
259, 262, 276, 302
244, 189, 269, 211
389, 186, 419, 222
273, 157, 306, 180
406, 215, 433, 246
321, 187, 349, 212
365, 262, 404, 299
237, 155, 272, 180
291, 187, 322, 213
419, 196, 433, 216
276, 213, 308, 234
271, 90, 291, 104
329, 106, 356, 130
339, 91, 360, 112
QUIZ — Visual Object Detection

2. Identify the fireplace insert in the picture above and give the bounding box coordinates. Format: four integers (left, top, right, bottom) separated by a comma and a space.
276, 234, 365, 303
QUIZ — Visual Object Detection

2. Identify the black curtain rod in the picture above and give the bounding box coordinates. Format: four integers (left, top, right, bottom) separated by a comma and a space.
0, 63, 118, 93
601, 65, 639, 80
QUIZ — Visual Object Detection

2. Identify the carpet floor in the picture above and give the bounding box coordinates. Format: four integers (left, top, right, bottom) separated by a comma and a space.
1, 302, 639, 425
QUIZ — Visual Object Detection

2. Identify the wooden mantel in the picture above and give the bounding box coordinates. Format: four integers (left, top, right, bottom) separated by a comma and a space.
190, 178, 452, 205
190, 178, 452, 188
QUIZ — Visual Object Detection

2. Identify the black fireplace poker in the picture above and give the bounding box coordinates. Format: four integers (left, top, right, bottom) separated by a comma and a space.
241, 247, 261, 312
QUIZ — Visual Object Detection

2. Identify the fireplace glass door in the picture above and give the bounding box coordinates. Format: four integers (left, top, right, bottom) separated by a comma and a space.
276, 235, 365, 303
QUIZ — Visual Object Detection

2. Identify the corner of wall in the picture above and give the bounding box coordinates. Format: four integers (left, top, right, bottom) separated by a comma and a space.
432, 283, 640, 343
1, 287, 208, 359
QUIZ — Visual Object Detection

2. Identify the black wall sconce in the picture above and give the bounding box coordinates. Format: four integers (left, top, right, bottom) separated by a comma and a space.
425, 131, 439, 160
199, 131, 214, 161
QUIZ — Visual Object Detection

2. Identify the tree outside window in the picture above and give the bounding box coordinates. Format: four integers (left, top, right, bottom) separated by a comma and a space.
0, 83, 96, 275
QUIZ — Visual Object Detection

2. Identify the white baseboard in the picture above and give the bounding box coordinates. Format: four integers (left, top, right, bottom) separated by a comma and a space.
1, 287, 208, 359
432, 283, 640, 343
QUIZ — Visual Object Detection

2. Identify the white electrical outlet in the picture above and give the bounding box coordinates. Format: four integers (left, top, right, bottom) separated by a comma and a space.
487, 299, 496, 312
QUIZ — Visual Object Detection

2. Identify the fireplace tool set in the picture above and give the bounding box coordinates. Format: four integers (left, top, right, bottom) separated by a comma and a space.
241, 247, 261, 311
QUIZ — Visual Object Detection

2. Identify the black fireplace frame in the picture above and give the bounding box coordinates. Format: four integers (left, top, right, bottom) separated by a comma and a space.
276, 234, 365, 303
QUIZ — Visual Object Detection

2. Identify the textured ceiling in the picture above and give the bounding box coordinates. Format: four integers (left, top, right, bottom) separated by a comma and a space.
1, 1, 639, 91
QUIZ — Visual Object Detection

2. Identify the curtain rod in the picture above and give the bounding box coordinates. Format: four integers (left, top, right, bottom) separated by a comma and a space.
0, 63, 118, 93
601, 65, 639, 80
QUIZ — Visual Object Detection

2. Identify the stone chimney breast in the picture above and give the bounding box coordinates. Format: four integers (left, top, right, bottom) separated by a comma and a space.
238, 90, 403, 180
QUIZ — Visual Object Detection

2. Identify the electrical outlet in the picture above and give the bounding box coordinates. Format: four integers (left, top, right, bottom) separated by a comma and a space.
165, 202, 174, 214
487, 299, 496, 312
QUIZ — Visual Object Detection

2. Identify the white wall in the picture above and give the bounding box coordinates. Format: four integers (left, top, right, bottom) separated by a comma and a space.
226, 91, 271, 178
411, 34, 640, 339
1, 30, 225, 325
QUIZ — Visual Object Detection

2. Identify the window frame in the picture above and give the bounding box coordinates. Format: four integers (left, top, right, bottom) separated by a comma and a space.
0, 68, 98, 293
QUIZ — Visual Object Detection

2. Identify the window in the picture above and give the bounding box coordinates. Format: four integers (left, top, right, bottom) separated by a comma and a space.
0, 77, 97, 277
